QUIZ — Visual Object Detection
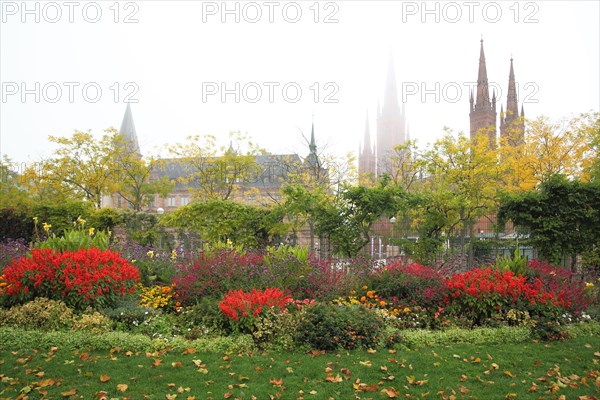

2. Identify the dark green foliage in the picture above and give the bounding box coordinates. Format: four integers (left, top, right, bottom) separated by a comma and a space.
163, 200, 278, 248
179, 297, 233, 338
0, 208, 34, 242
295, 303, 384, 350
499, 175, 600, 270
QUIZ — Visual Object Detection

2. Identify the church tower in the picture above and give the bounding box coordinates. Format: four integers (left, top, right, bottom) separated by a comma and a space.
119, 103, 141, 156
500, 58, 525, 146
305, 119, 321, 170
469, 39, 497, 148
376, 51, 407, 176
358, 111, 376, 183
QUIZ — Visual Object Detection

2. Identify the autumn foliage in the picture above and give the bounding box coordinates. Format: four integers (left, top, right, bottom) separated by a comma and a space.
2, 248, 139, 310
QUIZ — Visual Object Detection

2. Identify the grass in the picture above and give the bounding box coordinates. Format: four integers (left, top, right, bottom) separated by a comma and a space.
1, 332, 599, 399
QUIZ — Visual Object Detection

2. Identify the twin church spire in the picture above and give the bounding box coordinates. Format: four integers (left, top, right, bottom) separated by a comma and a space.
470, 39, 525, 147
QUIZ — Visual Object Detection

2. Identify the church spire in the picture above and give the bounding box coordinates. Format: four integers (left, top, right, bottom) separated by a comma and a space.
305, 117, 320, 169
475, 39, 491, 110
469, 39, 497, 146
309, 118, 317, 154
500, 57, 525, 146
506, 57, 519, 119
119, 103, 140, 155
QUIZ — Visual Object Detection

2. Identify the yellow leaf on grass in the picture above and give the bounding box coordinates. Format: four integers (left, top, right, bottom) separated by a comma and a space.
325, 374, 343, 383
504, 371, 516, 378
61, 388, 77, 397
380, 387, 400, 398
117, 383, 128, 392
359, 360, 372, 367
172, 362, 183, 368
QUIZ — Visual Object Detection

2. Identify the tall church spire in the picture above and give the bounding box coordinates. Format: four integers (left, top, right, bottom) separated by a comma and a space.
376, 50, 406, 177
119, 103, 140, 154
359, 111, 376, 184
469, 39, 497, 147
500, 57, 525, 146
475, 39, 491, 110
506, 58, 518, 118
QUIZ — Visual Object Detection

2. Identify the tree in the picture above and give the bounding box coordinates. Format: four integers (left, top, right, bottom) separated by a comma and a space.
111, 133, 174, 211
166, 132, 264, 201
162, 199, 277, 248
40, 130, 119, 208
498, 174, 600, 271
418, 130, 503, 266
316, 177, 407, 258
518, 114, 593, 186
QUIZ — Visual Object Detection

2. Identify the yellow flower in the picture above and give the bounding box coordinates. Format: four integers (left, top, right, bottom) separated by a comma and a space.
171, 249, 177, 260
585, 282, 594, 288
42, 222, 51, 232
403, 307, 411, 313
88, 227, 95, 236
147, 250, 155, 259
33, 216, 38, 224
77, 216, 86, 226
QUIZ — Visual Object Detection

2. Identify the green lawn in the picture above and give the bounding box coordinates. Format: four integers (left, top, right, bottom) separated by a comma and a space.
1, 335, 599, 399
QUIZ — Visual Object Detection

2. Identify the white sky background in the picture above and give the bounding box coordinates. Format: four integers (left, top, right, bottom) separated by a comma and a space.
1, 0, 599, 167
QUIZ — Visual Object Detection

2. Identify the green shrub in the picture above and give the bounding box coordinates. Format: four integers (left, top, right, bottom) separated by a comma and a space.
399, 326, 532, 348
296, 303, 384, 351
252, 307, 303, 351
73, 310, 112, 335
495, 245, 528, 276
179, 296, 233, 338
132, 312, 181, 340
0, 327, 257, 354
103, 300, 157, 331
0, 297, 73, 331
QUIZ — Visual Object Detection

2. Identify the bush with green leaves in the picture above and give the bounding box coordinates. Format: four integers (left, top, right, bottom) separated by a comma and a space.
495, 245, 528, 276
72, 310, 112, 335
102, 300, 157, 331
178, 296, 233, 338
0, 297, 74, 331
251, 307, 303, 351
296, 303, 384, 350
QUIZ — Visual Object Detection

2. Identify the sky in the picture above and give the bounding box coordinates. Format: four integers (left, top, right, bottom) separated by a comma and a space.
1, 0, 599, 169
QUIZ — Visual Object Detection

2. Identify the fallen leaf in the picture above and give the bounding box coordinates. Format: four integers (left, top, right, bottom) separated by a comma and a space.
270, 377, 283, 386
325, 374, 343, 383
61, 388, 77, 397
380, 387, 399, 398
117, 383, 128, 392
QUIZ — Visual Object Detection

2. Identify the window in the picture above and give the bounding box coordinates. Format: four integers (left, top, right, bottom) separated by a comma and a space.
181, 196, 190, 206
167, 197, 177, 207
